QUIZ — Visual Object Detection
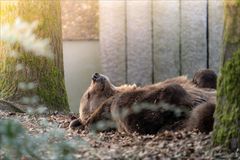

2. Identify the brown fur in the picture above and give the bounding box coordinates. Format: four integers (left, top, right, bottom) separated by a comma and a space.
69, 73, 137, 129
192, 69, 217, 89
79, 73, 137, 124
111, 76, 215, 134
186, 102, 215, 133
70, 72, 216, 134
111, 83, 193, 134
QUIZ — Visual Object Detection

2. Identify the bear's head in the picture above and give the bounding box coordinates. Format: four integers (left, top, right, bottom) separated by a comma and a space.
79, 73, 115, 122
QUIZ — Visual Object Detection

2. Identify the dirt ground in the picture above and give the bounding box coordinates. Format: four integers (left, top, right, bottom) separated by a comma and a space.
0, 110, 239, 160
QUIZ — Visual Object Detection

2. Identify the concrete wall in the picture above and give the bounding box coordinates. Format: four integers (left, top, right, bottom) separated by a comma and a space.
99, 0, 224, 84
63, 1, 224, 112
63, 41, 101, 113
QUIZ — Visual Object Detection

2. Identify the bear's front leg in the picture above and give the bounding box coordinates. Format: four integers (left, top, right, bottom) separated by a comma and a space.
69, 118, 84, 129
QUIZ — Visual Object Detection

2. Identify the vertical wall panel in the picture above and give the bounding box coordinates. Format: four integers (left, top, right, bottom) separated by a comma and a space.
99, 1, 126, 85
99, 1, 224, 84
181, 0, 208, 77
209, 0, 224, 73
126, 0, 152, 85
153, 0, 180, 82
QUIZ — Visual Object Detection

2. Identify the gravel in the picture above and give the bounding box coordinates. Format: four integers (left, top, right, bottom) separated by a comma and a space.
0, 111, 239, 160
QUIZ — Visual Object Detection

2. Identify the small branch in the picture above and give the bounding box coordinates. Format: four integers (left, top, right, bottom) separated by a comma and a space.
0, 99, 25, 113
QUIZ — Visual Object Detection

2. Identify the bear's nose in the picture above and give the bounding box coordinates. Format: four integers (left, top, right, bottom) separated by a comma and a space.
92, 73, 100, 81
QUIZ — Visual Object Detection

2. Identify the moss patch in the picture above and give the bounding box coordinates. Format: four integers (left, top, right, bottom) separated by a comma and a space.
17, 54, 69, 111
213, 49, 240, 150
1, 0, 69, 111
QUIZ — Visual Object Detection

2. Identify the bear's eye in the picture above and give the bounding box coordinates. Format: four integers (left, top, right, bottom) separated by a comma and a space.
87, 93, 91, 99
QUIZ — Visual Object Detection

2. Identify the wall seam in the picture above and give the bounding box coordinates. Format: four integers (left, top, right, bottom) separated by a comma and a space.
179, 0, 182, 75
151, 0, 154, 83
125, 0, 128, 83
206, 0, 210, 68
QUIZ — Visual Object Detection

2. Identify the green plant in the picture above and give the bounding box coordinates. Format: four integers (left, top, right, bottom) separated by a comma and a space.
0, 119, 79, 160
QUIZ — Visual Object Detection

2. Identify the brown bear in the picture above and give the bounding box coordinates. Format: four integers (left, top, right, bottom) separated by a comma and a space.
110, 75, 216, 134
70, 71, 216, 134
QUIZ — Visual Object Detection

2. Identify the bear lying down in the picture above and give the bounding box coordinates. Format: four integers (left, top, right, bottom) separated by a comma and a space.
70, 69, 217, 134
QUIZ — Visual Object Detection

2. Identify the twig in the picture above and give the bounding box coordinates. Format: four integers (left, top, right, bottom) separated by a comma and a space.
0, 99, 25, 113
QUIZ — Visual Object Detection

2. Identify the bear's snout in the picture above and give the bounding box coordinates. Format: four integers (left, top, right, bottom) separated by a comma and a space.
92, 73, 100, 81
92, 73, 106, 83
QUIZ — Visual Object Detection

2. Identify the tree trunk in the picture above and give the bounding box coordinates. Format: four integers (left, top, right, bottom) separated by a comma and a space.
18, 0, 64, 74
0, 0, 69, 111
212, 0, 240, 151
0, 1, 19, 100
221, 0, 240, 65
17, 0, 69, 111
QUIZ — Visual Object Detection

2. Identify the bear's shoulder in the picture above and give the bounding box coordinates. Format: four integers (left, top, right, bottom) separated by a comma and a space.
115, 84, 138, 93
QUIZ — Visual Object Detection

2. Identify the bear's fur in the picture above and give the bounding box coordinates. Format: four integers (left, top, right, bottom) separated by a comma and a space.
110, 76, 216, 134
78, 73, 137, 125
186, 102, 215, 133
70, 70, 216, 134
111, 83, 193, 134
192, 69, 217, 89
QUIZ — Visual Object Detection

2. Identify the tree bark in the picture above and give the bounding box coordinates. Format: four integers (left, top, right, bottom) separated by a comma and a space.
0, 0, 69, 111
0, 1, 19, 100
222, 0, 240, 64
18, 0, 64, 74
212, 0, 240, 151
17, 0, 69, 111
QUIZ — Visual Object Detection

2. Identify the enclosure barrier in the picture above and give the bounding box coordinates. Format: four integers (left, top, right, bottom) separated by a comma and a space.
100, 0, 224, 85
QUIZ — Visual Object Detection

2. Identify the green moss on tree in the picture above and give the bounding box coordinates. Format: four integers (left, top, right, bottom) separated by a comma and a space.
17, 54, 69, 111
0, 57, 18, 99
0, 2, 19, 100
18, 0, 64, 73
213, 49, 240, 150
213, 0, 240, 150
17, 0, 69, 111
0, 0, 69, 111
222, 0, 240, 64
37, 61, 69, 111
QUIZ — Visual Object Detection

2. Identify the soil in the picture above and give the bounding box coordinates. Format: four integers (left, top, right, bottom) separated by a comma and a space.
0, 109, 239, 160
